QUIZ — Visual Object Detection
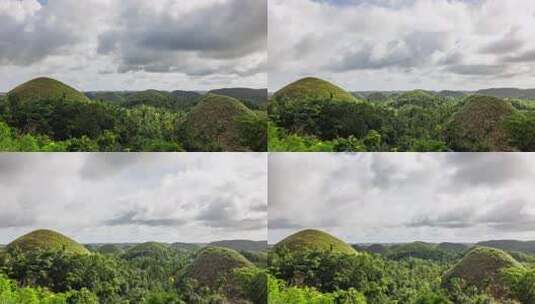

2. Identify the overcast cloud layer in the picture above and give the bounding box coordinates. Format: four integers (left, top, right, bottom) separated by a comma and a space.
269, 153, 535, 244
0, 0, 267, 91
269, 0, 535, 91
0, 153, 267, 244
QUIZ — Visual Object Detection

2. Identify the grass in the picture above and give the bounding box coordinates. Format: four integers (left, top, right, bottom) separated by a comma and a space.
183, 93, 257, 151
275, 229, 357, 255
7, 229, 89, 255
272, 77, 357, 103
7, 77, 90, 104
182, 247, 253, 288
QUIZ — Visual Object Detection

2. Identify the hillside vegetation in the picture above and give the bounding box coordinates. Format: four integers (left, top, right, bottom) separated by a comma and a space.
269, 77, 535, 152
268, 229, 535, 304
0, 230, 267, 304
183, 93, 265, 151
0, 77, 267, 152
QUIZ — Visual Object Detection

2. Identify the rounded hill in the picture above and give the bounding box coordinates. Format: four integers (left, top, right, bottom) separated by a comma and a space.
97, 244, 124, 255
182, 247, 253, 289
446, 95, 514, 151
123, 242, 170, 259
394, 90, 438, 108
275, 229, 356, 255
183, 93, 256, 151
7, 77, 90, 104
443, 247, 522, 297
124, 90, 174, 109
7, 229, 89, 255
272, 77, 357, 103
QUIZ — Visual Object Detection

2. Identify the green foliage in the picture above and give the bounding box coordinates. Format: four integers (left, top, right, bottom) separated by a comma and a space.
0, 77, 266, 151
502, 266, 535, 304
268, 276, 367, 304
504, 111, 535, 151
269, 77, 535, 152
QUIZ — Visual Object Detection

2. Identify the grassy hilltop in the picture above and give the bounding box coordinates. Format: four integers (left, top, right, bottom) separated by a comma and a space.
269, 77, 535, 152
7, 77, 91, 104
0, 77, 267, 152
268, 228, 535, 303
275, 229, 357, 255
7, 229, 89, 255
0, 229, 267, 303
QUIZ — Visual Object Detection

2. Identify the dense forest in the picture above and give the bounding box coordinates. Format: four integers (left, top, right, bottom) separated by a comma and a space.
0, 78, 267, 152
268, 229, 535, 304
268, 77, 535, 152
0, 229, 268, 303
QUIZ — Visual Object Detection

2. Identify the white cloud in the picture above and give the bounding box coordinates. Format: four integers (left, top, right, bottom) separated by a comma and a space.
269, 153, 535, 244
0, 0, 267, 92
269, 0, 535, 91
0, 153, 267, 244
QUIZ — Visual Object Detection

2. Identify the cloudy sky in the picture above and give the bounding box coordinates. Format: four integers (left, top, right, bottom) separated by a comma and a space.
269, 153, 535, 244
0, 0, 266, 92
0, 153, 267, 244
269, 0, 535, 91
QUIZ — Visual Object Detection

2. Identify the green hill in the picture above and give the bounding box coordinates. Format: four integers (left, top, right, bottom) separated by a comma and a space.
386, 242, 448, 261
443, 247, 522, 298
170, 90, 202, 109
366, 92, 388, 102
208, 240, 267, 252
182, 247, 253, 289
271, 77, 357, 103
275, 229, 357, 255
124, 90, 175, 109
365, 244, 388, 254
446, 95, 515, 151
85, 91, 127, 104
123, 242, 170, 259
209, 88, 267, 108
170, 242, 201, 252
7, 77, 90, 104
96, 244, 125, 255
437, 242, 470, 253
394, 90, 439, 108
7, 229, 89, 255
182, 93, 257, 151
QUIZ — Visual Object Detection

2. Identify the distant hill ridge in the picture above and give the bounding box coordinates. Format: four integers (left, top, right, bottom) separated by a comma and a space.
208, 240, 267, 252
